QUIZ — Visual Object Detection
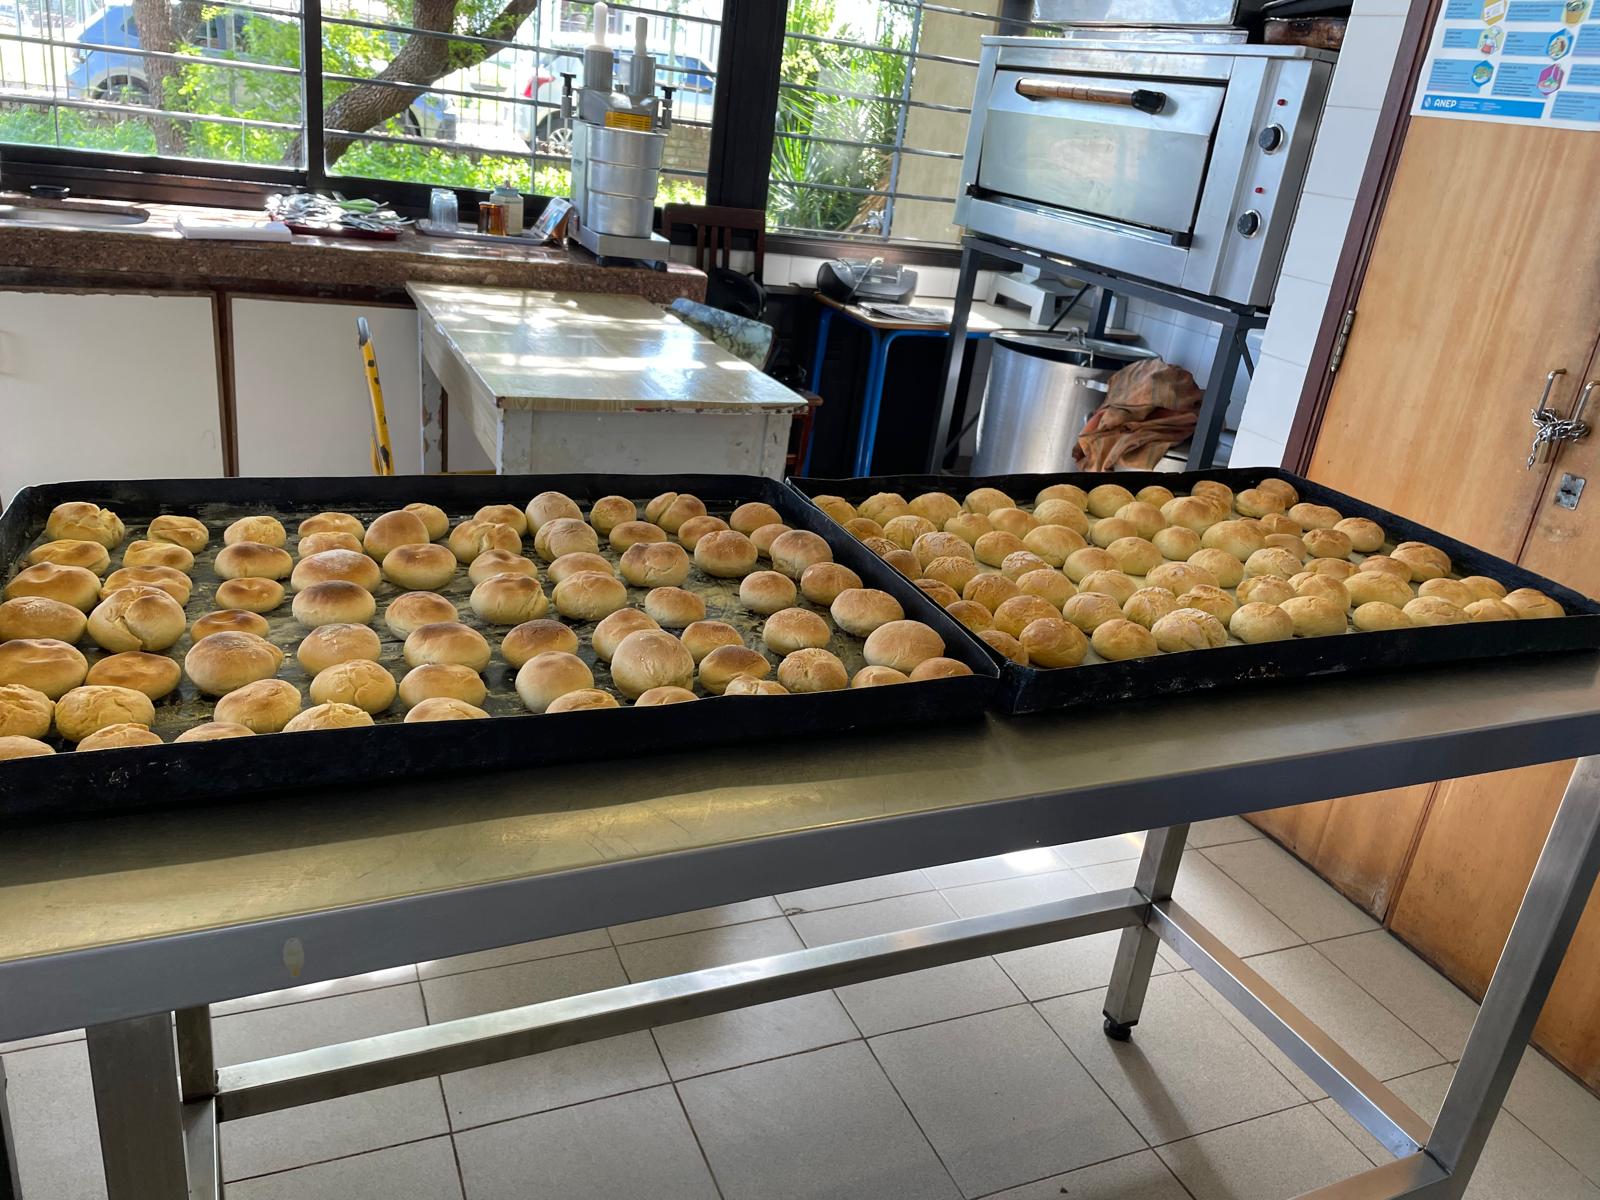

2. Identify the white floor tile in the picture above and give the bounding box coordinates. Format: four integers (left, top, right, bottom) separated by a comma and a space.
414, 930, 612, 980
1507, 1048, 1600, 1187
213, 966, 420, 1017
1316, 930, 1479, 1060
1185, 971, 1328, 1102
939, 867, 1093, 918
1080, 854, 1302, 959
1187, 816, 1263, 848
788, 892, 1023, 1035
453, 1086, 719, 1200
871, 1005, 1143, 1197
1203, 840, 1379, 943
923, 847, 1069, 890
1052, 832, 1146, 869
610, 897, 783, 945
979, 1149, 1191, 1199
776, 869, 933, 914
0, 1028, 83, 1054
225, 1136, 463, 1199
1157, 1105, 1371, 1200
677, 1041, 959, 1200
1041, 973, 1308, 1145
2, 1040, 106, 1200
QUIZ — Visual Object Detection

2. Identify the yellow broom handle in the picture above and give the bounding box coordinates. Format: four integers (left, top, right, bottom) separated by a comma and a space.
358, 316, 394, 477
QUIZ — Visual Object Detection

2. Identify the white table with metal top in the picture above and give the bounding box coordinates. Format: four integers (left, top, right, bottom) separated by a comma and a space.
408, 283, 809, 477
4, 652, 1600, 1200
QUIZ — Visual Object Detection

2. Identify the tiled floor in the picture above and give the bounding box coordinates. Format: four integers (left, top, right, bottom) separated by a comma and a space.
7, 815, 1600, 1200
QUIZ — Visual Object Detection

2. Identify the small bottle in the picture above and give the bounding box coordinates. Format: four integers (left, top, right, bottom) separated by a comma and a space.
491, 182, 524, 237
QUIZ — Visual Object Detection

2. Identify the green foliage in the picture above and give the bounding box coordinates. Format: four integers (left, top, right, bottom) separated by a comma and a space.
0, 103, 159, 153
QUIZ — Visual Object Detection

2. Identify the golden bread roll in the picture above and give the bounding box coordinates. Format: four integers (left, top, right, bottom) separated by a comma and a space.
909, 657, 974, 681
1258, 513, 1302, 536
4, 562, 101, 611
768, 530, 831, 579
103, 564, 191, 605
526, 491, 583, 533
635, 685, 699, 706
29, 539, 111, 574
381, 544, 457, 591
777, 646, 849, 692
1161, 496, 1223, 533
946, 599, 993, 633
1088, 518, 1137, 550
552, 571, 628, 621
699, 645, 773, 694
680, 620, 742, 664
1016, 567, 1075, 610
514, 651, 592, 712
123, 540, 195, 573
1359, 555, 1412, 581
1032, 500, 1089, 534
535, 517, 601, 562
55, 683, 155, 741
1333, 517, 1385, 553
399, 663, 487, 709
924, 555, 981, 593
283, 702, 374, 733
1077, 570, 1139, 606
845, 517, 885, 541
830, 588, 904, 636
215, 542, 292, 581
384, 591, 458, 638
648, 493, 707, 535
859, 492, 911, 524
1229, 602, 1294, 644
1288, 502, 1341, 531
1305, 558, 1358, 580
404, 503, 449, 541
0, 683, 52, 739
175, 721, 255, 742
588, 495, 638, 537
299, 512, 366, 540
147, 514, 210, 553
644, 586, 705, 629
913, 531, 974, 568
86, 651, 180, 700
944, 512, 993, 546
404, 622, 490, 670
296, 623, 382, 675
542, 552, 607, 587
405, 697, 490, 721
1023, 524, 1087, 567
1459, 575, 1507, 601
470, 573, 549, 625
0, 735, 53, 759
1201, 520, 1267, 561
1236, 575, 1295, 606
1019, 617, 1087, 668
883, 548, 919, 575
1504, 588, 1564, 619
1090, 618, 1158, 661
762, 607, 832, 655
298, 531, 363, 559
1404, 596, 1470, 626
1293, 574, 1352, 611
0, 595, 86, 642
1151, 608, 1227, 653
77, 722, 161, 751
1191, 480, 1233, 509
184, 631, 284, 696
974, 530, 1027, 567
1086, 484, 1135, 519
546, 688, 620, 713
852, 665, 909, 687
448, 519, 521, 565
293, 548, 382, 593
988, 508, 1039, 538
1136, 485, 1176, 507
676, 515, 730, 551
1176, 585, 1237, 624
475, 503, 530, 536
1344, 570, 1412, 609
1063, 589, 1124, 634
293, 580, 376, 628
1106, 535, 1163, 577
1466, 598, 1519, 622
46, 501, 125, 548
908, 491, 962, 526
1063, 547, 1118, 583
619, 541, 691, 588
609, 520, 668, 552
592, 609, 661, 662
740, 570, 798, 615
1001, 550, 1052, 581
1113, 501, 1167, 539
979, 628, 1028, 665
309, 659, 396, 713
1037, 482, 1090, 509
800, 562, 864, 606
1393, 542, 1452, 582
1302, 528, 1354, 560
722, 677, 787, 697
1123, 587, 1179, 629
611, 629, 695, 698
884, 514, 939, 549
812, 495, 857, 524
502, 619, 580, 668
1152, 526, 1202, 561
1234, 487, 1286, 518
1256, 477, 1300, 507
1280, 595, 1347, 637
224, 515, 286, 548
1187, 548, 1244, 589
1244, 547, 1302, 580
994, 594, 1066, 639
1353, 602, 1412, 632
695, 530, 760, 579
88, 585, 186, 652
1264, 533, 1308, 559
1418, 578, 1476, 609
724, 502, 782, 539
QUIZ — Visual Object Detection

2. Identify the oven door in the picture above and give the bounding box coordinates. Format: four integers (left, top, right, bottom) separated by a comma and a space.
974, 67, 1226, 244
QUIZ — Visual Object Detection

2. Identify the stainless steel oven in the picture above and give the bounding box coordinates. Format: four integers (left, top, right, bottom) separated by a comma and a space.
955, 37, 1334, 307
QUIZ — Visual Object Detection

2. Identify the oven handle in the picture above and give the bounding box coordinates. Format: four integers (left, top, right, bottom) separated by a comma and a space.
1014, 78, 1168, 115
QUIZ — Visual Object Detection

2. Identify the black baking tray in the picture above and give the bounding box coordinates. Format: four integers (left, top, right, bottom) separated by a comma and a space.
792, 468, 1600, 715
0, 473, 997, 821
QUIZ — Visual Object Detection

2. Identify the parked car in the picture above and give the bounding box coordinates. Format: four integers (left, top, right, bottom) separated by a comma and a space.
514, 48, 713, 153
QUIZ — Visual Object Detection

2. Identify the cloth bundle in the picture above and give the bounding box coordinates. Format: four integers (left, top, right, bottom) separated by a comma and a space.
1074, 358, 1203, 471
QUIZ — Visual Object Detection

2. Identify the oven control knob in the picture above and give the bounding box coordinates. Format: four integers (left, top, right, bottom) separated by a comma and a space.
1257, 124, 1286, 152
1236, 210, 1263, 238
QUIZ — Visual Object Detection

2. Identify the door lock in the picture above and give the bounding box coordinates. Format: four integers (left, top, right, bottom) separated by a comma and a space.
1556, 473, 1586, 510
1527, 370, 1594, 467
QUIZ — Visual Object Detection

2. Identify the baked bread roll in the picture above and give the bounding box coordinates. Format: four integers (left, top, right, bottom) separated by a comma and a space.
751, 523, 793, 559
542, 552, 608, 587
944, 512, 993, 546
695, 530, 760, 579
609, 520, 668, 552
1393, 542, 1451, 582
88, 585, 186, 652
724, 676, 789, 697
299, 511, 366, 540
859, 492, 911, 524
881, 549, 919, 577
1123, 587, 1179, 629
645, 586, 706, 628
1062, 591, 1123, 633
923, 555, 981, 593
384, 591, 458, 638
830, 588, 904, 636
404, 503, 450, 541
909, 657, 974, 681
1229, 602, 1294, 644
1466, 598, 1519, 622
1191, 479, 1234, 509
1504, 588, 1564, 619
0, 595, 86, 642
699, 645, 772, 694
448, 519, 521, 565
1293, 574, 1352, 611
972, 530, 1026, 568
1236, 575, 1297, 606
884, 514, 939, 549
1151, 608, 1228, 653
1032, 500, 1089, 534
535, 517, 601, 562
1106, 536, 1163, 576
647, 492, 707, 534
404, 622, 491, 670
546, 689, 620, 713
768, 530, 831, 579
589, 495, 638, 536
677, 514, 731, 550
1302, 528, 1354, 561
1016, 568, 1075, 610
619, 541, 691, 588
846, 517, 885, 541
1244, 547, 1303, 580
1333, 517, 1385, 553
1001, 550, 1052, 581
283, 702, 374, 733
4, 562, 101, 611
1303, 558, 1358, 582
1152, 526, 1202, 562
680, 620, 742, 664
147, 514, 210, 553
1176, 585, 1237, 624
1358, 555, 1412, 581
592, 609, 661, 662
908, 491, 962, 526
1088, 518, 1136, 550
946, 599, 993, 633
1281, 595, 1347, 637
216, 579, 284, 614
381, 544, 457, 591
103, 564, 192, 605
526, 491, 583, 533
994, 594, 1066, 639
309, 659, 396, 713
1187, 548, 1244, 589
225, 515, 287, 548
0, 735, 53, 759
293, 581, 376, 628
1091, 617, 1159, 661
1114, 501, 1168, 540
28, 540, 110, 574
123, 540, 195, 573
1137, 484, 1177, 508
852, 665, 909, 687
1036, 482, 1090, 509
400, 663, 488, 709
740, 570, 798, 615
987, 508, 1039, 539
215, 542, 292, 581
913, 531, 975, 569
296, 623, 382, 675
1202, 520, 1267, 561
502, 619, 580, 668
979, 628, 1028, 665
0, 683, 52, 739
1019, 616, 1087, 668
762, 607, 832, 655
1064, 547, 1118, 583
514, 651, 593, 712
1023, 524, 1087, 567
800, 562, 864, 606
611, 629, 695, 698
634, 685, 699, 706
553, 571, 628, 621
1149, 562, 1220, 596
77, 722, 161, 751
184, 631, 284, 695
1353, 602, 1411, 632
405, 697, 490, 722
298, 532, 363, 559
777, 646, 849, 692
86, 651, 180, 700
1288, 502, 1342, 531
1234, 487, 1286, 518
1161, 496, 1223, 533
1087, 484, 1135, 519
475, 503, 530, 536
174, 721, 255, 742
1459, 575, 1507, 601
470, 573, 548, 625
1403, 596, 1470, 626
1256, 477, 1300, 507
55, 683, 156, 741
293, 548, 382, 593
1258, 513, 1302, 536
1417, 578, 1476, 609
46, 501, 125, 547
814, 496, 857, 525
1077, 570, 1139, 606
1264, 533, 1308, 559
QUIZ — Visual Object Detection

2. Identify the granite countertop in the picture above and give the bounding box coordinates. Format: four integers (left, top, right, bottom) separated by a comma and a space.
0, 197, 706, 304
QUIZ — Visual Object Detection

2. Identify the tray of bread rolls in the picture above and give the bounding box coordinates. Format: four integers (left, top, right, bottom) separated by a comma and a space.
0, 473, 997, 820
790, 469, 1600, 715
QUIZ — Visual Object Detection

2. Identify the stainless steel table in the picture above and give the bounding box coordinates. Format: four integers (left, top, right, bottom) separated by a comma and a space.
5, 653, 1600, 1200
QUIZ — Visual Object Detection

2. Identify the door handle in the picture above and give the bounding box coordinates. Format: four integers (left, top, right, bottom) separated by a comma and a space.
1528, 368, 1570, 468
1015, 78, 1168, 114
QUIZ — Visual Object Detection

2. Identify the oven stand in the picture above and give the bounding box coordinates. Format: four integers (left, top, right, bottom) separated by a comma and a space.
930, 233, 1270, 472
62, 758, 1600, 1200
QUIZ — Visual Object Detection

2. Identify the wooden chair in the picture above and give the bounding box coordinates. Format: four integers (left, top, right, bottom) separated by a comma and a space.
661, 204, 766, 282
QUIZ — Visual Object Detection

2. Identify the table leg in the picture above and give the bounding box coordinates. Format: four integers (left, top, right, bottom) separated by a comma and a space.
175, 1007, 215, 1104
0, 1056, 20, 1200
928, 241, 983, 471
86, 1013, 189, 1200
419, 338, 444, 474
496, 411, 535, 475
1188, 321, 1247, 469
854, 330, 890, 476
802, 307, 834, 476
1102, 824, 1190, 1039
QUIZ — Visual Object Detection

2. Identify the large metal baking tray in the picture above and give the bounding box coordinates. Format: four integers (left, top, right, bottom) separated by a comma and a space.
792, 468, 1600, 715
0, 474, 997, 821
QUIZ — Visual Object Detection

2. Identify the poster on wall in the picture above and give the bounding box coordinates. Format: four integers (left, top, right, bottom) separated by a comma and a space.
1412, 0, 1600, 128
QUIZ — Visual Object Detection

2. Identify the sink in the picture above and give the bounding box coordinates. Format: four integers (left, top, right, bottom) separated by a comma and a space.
0, 203, 149, 228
